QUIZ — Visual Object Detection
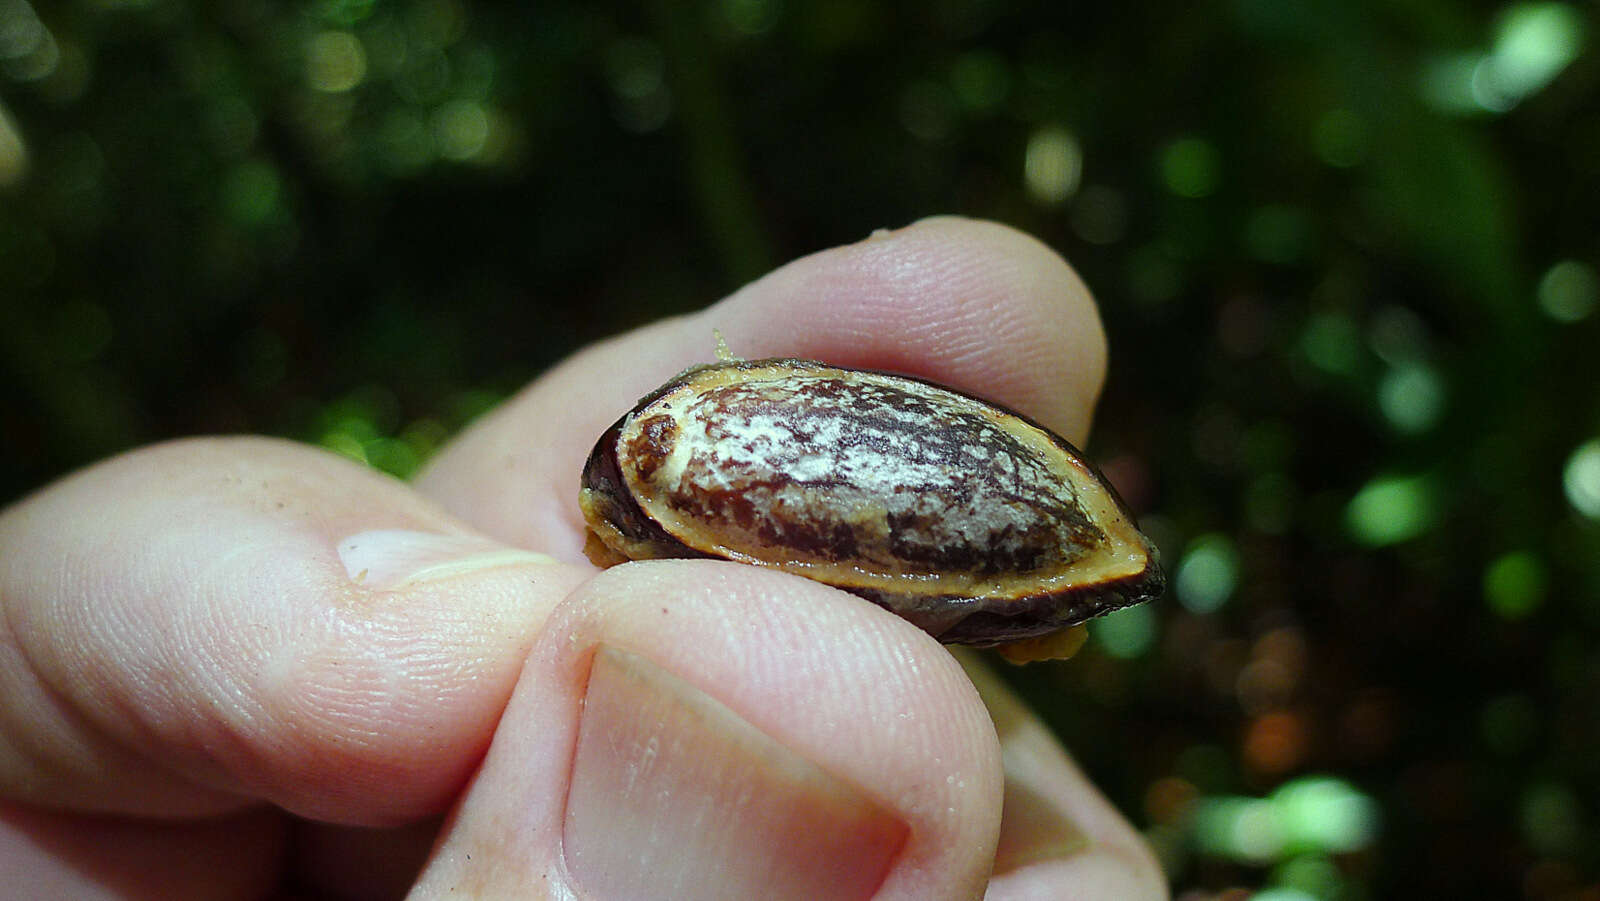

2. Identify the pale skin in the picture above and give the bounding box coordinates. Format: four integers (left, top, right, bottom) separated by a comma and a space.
0, 217, 1167, 899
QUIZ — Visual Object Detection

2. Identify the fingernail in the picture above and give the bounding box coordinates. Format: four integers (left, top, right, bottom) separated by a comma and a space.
993, 778, 1092, 874
955, 648, 1094, 873
337, 529, 557, 591
563, 646, 908, 901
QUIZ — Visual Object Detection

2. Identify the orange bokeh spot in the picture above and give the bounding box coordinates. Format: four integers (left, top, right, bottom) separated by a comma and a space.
1243, 711, 1308, 775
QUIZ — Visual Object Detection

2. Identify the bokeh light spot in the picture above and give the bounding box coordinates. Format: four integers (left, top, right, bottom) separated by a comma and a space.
1520, 783, 1583, 856
1160, 137, 1220, 198
1244, 711, 1308, 774
0, 0, 56, 84
1485, 3, 1585, 103
1421, 3, 1585, 113
315, 386, 418, 473
1345, 473, 1438, 546
305, 30, 367, 93
1023, 125, 1081, 204
1484, 550, 1546, 619
401, 418, 450, 462
1092, 602, 1156, 659
3, 27, 57, 83
321, 431, 368, 463
1273, 776, 1380, 854
1562, 439, 1600, 518
1194, 777, 1379, 865
1537, 259, 1598, 322
1176, 533, 1239, 614
1378, 361, 1446, 434
950, 50, 1010, 112
363, 436, 421, 477
1274, 854, 1346, 900
221, 160, 283, 225
432, 99, 489, 161
1195, 796, 1284, 863
1299, 311, 1362, 376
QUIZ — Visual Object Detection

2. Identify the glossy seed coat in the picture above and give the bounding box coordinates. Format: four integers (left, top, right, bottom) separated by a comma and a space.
580, 358, 1163, 655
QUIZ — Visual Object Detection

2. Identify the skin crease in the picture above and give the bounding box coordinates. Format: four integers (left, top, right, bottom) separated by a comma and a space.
0, 217, 1166, 900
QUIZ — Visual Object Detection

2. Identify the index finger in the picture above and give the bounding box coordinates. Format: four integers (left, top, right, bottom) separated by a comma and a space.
415, 216, 1109, 560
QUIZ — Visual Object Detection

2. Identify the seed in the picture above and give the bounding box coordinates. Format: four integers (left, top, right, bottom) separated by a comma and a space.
580, 357, 1163, 662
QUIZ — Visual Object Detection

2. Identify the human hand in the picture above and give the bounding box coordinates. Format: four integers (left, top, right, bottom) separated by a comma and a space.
0, 217, 1166, 899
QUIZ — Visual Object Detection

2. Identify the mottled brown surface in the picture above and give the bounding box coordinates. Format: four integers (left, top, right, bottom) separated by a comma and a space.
659, 373, 1105, 577
580, 359, 1164, 647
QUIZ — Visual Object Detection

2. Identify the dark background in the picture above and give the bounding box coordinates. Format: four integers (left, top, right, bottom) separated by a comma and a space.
3, 1, 1597, 898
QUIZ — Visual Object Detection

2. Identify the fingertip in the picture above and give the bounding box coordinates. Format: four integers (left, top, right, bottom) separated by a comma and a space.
0, 438, 592, 823
706, 216, 1108, 442
986, 854, 1170, 901
413, 560, 1006, 900
418, 218, 1111, 557
959, 651, 1170, 901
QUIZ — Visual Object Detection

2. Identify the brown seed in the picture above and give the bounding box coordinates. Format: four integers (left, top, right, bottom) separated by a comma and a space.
580, 357, 1163, 661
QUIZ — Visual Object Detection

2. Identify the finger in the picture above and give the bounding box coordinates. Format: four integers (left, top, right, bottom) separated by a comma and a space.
0, 436, 589, 824
0, 802, 285, 901
416, 216, 1108, 559
958, 652, 1169, 900
410, 560, 1004, 901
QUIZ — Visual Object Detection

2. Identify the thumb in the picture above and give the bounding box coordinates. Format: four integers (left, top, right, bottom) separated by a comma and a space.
411, 559, 1004, 900
0, 436, 590, 824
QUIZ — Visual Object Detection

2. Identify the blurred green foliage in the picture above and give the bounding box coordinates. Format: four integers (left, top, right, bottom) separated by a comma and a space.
3, 0, 1598, 897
